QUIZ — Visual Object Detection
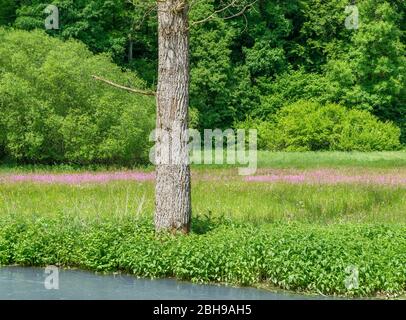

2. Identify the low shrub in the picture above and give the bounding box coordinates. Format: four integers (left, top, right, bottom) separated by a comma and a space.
0, 213, 405, 297
238, 101, 402, 151
235, 117, 274, 150
337, 109, 402, 151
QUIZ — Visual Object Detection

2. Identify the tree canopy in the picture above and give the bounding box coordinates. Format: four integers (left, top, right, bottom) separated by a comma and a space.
0, 0, 405, 148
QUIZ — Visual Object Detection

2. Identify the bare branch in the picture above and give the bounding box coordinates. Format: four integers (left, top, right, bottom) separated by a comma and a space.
126, 0, 157, 32
92, 75, 156, 96
190, 0, 257, 27
222, 0, 258, 20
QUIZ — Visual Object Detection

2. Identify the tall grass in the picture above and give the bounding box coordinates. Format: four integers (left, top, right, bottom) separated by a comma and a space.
1, 180, 405, 225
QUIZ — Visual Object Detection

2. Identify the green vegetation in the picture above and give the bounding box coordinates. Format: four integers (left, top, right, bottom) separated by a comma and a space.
0, 212, 405, 297
0, 29, 154, 165
238, 102, 402, 151
0, 151, 405, 173
1, 177, 406, 224
0, 0, 405, 299
256, 151, 406, 169
0, 160, 405, 297
0, 0, 404, 161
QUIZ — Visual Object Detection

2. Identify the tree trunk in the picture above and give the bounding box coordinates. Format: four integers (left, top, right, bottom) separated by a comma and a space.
128, 38, 133, 62
155, 0, 191, 233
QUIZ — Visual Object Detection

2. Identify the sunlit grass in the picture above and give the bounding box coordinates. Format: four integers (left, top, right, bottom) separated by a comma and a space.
256, 151, 406, 169
1, 151, 406, 173
1, 179, 405, 225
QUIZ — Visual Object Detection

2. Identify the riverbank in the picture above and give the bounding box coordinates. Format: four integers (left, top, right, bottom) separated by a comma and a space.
0, 214, 405, 298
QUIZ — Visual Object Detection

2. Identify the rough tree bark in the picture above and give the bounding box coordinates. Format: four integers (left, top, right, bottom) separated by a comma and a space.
154, 0, 191, 233
94, 1, 256, 233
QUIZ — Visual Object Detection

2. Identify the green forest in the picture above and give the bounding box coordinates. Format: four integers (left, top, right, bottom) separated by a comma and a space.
0, 0, 405, 165
1, 1, 406, 299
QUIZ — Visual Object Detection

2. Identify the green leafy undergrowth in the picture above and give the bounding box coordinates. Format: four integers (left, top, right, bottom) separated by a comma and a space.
0, 213, 405, 297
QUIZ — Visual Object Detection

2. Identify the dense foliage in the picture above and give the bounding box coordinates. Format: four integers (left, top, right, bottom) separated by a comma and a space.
0, 0, 404, 165
0, 213, 405, 297
0, 29, 155, 164
1, 0, 404, 138
239, 101, 401, 151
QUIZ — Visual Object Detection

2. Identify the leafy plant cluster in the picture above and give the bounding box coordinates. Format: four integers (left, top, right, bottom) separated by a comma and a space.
0, 29, 155, 165
0, 213, 405, 297
238, 101, 402, 151
1, 0, 404, 141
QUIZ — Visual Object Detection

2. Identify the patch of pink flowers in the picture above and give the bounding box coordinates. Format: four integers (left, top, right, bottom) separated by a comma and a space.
2, 172, 155, 184
245, 170, 406, 186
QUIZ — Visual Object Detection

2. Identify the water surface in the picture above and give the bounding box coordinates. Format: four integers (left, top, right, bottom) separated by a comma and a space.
0, 266, 324, 300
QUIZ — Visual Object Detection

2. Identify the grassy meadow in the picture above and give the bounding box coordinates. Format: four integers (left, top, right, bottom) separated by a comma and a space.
0, 151, 405, 297
1, 151, 406, 173
1, 178, 405, 225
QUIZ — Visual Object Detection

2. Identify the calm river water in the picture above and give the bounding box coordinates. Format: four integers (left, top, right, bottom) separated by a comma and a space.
0, 266, 328, 300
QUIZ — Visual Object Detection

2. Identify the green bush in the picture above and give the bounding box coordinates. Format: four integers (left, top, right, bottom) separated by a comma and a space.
241, 101, 401, 151
337, 109, 402, 151
235, 116, 274, 150
0, 213, 405, 297
0, 28, 155, 165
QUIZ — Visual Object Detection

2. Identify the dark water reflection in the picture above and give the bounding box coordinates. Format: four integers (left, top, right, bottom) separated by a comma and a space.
0, 266, 328, 300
